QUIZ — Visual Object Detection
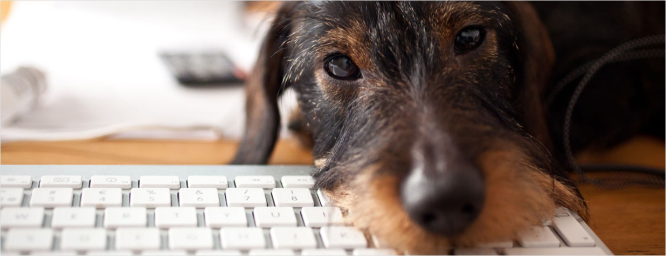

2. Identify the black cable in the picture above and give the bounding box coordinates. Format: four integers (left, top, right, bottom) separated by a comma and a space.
576, 171, 664, 189
580, 164, 666, 176
577, 165, 665, 189
546, 48, 666, 106
579, 164, 665, 189
556, 34, 665, 189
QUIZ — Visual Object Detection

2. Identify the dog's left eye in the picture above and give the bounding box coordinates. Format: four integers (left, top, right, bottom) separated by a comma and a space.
324, 55, 361, 80
454, 26, 485, 54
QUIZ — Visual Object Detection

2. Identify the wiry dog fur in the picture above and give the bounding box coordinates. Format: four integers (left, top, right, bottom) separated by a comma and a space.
229, 1, 664, 254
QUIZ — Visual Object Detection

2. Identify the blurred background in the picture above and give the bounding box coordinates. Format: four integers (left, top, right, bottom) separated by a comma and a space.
0, 1, 300, 143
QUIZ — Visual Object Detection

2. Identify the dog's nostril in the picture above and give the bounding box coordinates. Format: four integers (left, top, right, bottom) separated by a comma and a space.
461, 204, 475, 214
421, 213, 436, 224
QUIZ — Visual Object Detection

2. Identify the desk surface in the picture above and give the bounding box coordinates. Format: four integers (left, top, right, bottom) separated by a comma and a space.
2, 137, 664, 255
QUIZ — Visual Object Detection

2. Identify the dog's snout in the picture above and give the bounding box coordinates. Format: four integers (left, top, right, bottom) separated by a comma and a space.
401, 139, 486, 236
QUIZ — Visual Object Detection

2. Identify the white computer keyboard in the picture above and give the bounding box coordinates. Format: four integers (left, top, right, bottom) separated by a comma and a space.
0, 165, 613, 255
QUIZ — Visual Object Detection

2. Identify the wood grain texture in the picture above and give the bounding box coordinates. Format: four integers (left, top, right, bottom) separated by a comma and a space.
1, 136, 663, 255
0, 139, 313, 165
577, 136, 666, 170
578, 182, 665, 255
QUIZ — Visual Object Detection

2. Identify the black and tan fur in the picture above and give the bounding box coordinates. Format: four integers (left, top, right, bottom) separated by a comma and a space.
232, 1, 664, 254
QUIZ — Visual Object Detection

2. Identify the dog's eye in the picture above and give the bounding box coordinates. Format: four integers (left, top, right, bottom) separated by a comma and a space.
454, 26, 485, 54
324, 55, 361, 80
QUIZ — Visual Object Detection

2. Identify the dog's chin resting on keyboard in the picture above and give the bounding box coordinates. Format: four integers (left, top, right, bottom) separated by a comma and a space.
232, 2, 591, 254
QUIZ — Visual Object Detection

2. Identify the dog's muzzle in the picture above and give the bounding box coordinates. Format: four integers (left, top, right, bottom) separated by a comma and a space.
400, 137, 486, 236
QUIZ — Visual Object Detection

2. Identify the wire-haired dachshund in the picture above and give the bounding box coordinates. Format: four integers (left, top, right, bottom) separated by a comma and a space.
232, 1, 665, 254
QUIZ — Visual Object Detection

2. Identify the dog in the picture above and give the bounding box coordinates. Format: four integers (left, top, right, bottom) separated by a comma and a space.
232, 2, 665, 254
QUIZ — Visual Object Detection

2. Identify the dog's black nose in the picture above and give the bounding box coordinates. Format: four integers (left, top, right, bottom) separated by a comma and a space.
401, 139, 486, 236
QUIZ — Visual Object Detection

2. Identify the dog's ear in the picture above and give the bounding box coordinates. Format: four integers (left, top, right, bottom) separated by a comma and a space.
232, 2, 299, 164
504, 2, 556, 151
504, 2, 588, 217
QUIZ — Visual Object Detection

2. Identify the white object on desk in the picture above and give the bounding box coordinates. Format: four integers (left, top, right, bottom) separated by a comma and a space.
0, 1, 299, 142
1, 67, 47, 126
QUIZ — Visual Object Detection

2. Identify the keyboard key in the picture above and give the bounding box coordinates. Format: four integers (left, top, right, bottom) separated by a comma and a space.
116, 228, 161, 250
90, 175, 132, 189
317, 189, 332, 206
4, 228, 54, 251
281, 176, 315, 188
0, 207, 44, 228
195, 250, 242, 255
40, 175, 82, 188
253, 207, 297, 227
52, 207, 96, 228
30, 188, 73, 207
155, 207, 198, 228
555, 207, 572, 217
1, 175, 32, 188
301, 207, 344, 227
104, 207, 147, 228
220, 227, 266, 249
301, 249, 348, 255
140, 176, 181, 189
504, 247, 607, 255
454, 248, 498, 255
204, 207, 247, 227
225, 188, 267, 207
88, 251, 133, 255
30, 252, 77, 256
130, 188, 171, 208
188, 176, 228, 188
371, 235, 385, 248
0, 188, 24, 207
249, 249, 295, 255
272, 188, 314, 207
552, 209, 596, 247
320, 226, 367, 249
270, 227, 317, 249
517, 226, 561, 248
353, 249, 399, 255
179, 188, 220, 208
60, 228, 107, 251
235, 176, 275, 188
80, 188, 123, 208
142, 250, 187, 255
168, 227, 214, 250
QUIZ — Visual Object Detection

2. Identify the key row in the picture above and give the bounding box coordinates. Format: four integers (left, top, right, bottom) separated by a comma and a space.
453, 247, 606, 255
2, 247, 608, 256
3, 225, 606, 255
1, 175, 315, 189
6, 249, 400, 256
3, 226, 377, 252
1, 206, 344, 229
1, 188, 331, 208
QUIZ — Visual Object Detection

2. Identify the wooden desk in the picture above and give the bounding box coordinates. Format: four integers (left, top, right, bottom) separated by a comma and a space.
2, 137, 664, 255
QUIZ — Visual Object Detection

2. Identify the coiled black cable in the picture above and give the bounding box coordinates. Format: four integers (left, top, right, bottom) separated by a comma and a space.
549, 34, 666, 189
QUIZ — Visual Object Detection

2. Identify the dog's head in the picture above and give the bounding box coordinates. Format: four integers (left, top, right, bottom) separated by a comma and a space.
234, 2, 587, 253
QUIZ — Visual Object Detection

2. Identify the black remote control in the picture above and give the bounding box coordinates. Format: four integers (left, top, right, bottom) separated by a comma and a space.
160, 51, 245, 86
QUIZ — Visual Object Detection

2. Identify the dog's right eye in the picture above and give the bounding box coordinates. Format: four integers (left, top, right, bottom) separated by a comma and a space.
324, 55, 361, 80
454, 26, 485, 54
